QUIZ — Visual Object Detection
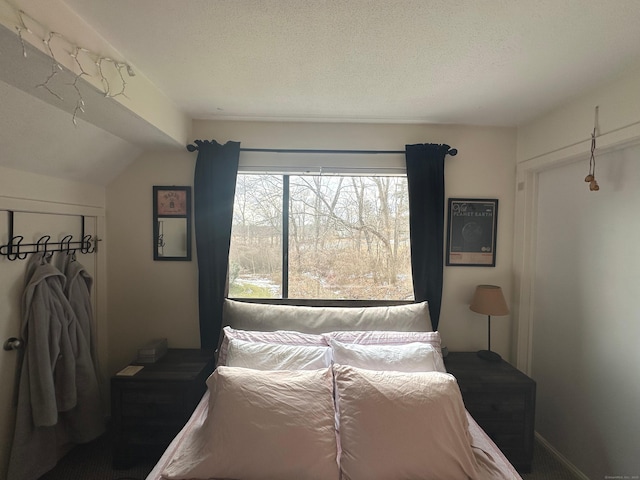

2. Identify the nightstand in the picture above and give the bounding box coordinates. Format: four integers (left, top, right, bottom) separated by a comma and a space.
444, 352, 536, 473
110, 348, 215, 468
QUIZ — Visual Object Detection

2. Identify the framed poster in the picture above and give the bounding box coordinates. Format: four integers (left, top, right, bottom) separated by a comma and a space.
446, 198, 498, 267
153, 186, 192, 261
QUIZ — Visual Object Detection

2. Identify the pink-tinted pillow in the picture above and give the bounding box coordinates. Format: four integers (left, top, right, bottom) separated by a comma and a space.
162, 367, 339, 480
333, 365, 480, 480
217, 326, 327, 366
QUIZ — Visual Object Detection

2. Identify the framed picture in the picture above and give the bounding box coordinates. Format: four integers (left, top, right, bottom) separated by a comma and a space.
153, 186, 192, 261
446, 198, 498, 267
156, 188, 188, 216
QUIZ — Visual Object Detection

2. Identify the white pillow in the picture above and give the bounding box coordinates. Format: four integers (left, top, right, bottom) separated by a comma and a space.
226, 338, 332, 370
323, 329, 442, 347
323, 330, 445, 370
222, 299, 433, 334
333, 365, 480, 480
217, 326, 327, 366
329, 338, 444, 372
162, 367, 339, 480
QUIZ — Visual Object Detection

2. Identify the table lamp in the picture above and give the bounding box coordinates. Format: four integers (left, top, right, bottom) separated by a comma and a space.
469, 284, 509, 362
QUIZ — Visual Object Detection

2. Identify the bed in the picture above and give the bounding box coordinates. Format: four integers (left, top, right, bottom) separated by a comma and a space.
145, 299, 522, 480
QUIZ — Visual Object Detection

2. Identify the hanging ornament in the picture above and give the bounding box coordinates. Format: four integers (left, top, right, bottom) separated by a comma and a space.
585, 107, 600, 191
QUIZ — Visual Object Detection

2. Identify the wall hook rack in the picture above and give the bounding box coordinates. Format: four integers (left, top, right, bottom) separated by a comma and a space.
0, 211, 101, 261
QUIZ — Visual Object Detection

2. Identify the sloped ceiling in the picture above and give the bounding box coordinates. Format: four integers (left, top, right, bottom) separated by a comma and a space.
0, 19, 182, 186
0, 78, 140, 185
2, 0, 640, 185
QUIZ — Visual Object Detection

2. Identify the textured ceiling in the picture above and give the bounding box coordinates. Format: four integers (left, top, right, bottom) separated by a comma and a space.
60, 0, 640, 126
2, 1, 640, 186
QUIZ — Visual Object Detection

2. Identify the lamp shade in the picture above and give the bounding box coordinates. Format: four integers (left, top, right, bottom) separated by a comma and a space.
469, 285, 509, 316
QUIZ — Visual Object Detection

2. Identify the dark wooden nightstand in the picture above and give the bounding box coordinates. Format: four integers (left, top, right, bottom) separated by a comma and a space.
110, 348, 215, 468
444, 352, 536, 473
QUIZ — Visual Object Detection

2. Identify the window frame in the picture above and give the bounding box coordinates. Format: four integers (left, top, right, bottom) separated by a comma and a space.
231, 159, 412, 301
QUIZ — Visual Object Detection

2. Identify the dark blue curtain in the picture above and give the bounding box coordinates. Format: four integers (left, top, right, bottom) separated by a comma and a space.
190, 140, 240, 350
405, 143, 450, 331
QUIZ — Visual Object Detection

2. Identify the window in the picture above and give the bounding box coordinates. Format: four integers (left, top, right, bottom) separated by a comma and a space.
229, 173, 414, 300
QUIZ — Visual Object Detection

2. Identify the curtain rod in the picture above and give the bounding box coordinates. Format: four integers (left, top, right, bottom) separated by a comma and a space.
239, 147, 457, 156
187, 144, 458, 156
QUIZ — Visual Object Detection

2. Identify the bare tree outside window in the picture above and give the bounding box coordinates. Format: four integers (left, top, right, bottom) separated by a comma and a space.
229, 173, 414, 300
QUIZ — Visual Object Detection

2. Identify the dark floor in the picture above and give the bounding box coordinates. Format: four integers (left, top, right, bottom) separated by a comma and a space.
38, 431, 154, 480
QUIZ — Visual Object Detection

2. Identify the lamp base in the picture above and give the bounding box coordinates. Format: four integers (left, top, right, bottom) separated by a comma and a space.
477, 349, 502, 362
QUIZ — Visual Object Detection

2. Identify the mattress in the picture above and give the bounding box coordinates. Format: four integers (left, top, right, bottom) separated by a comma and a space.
145, 391, 522, 480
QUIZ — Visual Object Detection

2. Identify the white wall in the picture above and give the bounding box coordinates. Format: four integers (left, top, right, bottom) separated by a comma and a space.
106, 150, 200, 375
517, 62, 640, 164
515, 62, 640, 479
534, 146, 640, 478
106, 120, 517, 375
0, 166, 106, 478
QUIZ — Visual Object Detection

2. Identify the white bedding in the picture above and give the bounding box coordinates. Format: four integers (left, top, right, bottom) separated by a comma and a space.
145, 389, 522, 480
145, 302, 522, 480
161, 367, 339, 480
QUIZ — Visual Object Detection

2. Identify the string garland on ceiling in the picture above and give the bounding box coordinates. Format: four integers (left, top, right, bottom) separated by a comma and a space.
585, 106, 600, 191
7, 3, 135, 125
